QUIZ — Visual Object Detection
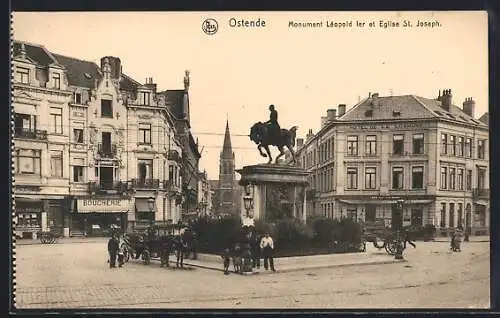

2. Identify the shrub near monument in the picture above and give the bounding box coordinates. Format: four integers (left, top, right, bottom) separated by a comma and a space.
191, 215, 365, 257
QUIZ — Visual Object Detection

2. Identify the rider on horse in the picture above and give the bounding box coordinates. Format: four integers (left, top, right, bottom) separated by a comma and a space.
265, 104, 280, 143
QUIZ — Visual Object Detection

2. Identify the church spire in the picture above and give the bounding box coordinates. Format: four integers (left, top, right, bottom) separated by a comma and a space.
221, 119, 233, 159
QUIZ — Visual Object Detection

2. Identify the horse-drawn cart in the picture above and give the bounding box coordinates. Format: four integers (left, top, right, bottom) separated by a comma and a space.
362, 219, 403, 256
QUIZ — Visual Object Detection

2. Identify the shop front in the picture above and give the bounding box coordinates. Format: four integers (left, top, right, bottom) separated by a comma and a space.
74, 198, 132, 236
337, 196, 434, 229
130, 198, 156, 231
14, 197, 45, 239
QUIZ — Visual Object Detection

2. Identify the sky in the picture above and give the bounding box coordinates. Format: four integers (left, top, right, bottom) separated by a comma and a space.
12, 11, 488, 180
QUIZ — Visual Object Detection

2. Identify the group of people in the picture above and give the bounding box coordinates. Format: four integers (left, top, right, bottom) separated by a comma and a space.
107, 234, 128, 268
221, 231, 276, 275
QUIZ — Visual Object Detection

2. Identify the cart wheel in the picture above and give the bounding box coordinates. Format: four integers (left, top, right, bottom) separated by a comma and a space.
143, 250, 151, 265
50, 236, 56, 244
40, 236, 46, 244
385, 240, 398, 255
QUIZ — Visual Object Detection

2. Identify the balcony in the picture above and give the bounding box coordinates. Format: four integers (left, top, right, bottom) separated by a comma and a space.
473, 188, 490, 200
14, 128, 48, 140
97, 143, 117, 158
88, 181, 129, 193
132, 178, 160, 189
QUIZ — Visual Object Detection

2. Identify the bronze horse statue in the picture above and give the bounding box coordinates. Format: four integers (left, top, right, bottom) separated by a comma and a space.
249, 122, 298, 164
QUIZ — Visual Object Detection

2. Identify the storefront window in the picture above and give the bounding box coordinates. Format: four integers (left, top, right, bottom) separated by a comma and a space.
17, 213, 41, 228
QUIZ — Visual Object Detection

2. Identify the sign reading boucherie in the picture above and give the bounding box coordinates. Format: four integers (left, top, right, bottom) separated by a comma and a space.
77, 199, 132, 213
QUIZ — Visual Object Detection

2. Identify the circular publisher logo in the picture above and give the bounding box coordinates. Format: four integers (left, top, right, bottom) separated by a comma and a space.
202, 18, 219, 35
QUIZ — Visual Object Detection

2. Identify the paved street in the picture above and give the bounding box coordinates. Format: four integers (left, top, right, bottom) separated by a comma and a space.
14, 240, 489, 309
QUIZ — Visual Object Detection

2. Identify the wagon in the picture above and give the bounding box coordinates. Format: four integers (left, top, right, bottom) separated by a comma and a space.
362, 219, 403, 256
125, 224, 175, 265
37, 230, 60, 244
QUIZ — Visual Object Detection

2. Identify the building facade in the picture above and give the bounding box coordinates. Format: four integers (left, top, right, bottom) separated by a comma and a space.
12, 40, 198, 238
296, 91, 489, 235
159, 75, 202, 220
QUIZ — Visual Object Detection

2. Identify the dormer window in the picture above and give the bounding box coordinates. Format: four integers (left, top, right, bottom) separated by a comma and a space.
52, 73, 61, 89
74, 93, 82, 104
392, 111, 401, 117
16, 67, 29, 84
365, 110, 373, 117
139, 91, 151, 106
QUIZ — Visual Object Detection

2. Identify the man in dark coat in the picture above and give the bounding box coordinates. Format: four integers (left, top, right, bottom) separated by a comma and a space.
251, 233, 261, 269
107, 235, 119, 268
265, 104, 280, 143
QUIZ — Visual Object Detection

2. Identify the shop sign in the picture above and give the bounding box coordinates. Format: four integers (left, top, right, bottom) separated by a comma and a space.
77, 198, 131, 213
348, 122, 427, 131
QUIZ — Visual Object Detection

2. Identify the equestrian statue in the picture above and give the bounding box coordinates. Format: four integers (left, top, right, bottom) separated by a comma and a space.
249, 104, 298, 164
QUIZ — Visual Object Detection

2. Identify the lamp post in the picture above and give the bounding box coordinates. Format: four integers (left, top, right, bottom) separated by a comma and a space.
148, 197, 155, 228
395, 199, 405, 260
241, 184, 254, 274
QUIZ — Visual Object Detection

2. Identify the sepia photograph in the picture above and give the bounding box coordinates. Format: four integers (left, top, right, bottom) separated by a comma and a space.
11, 11, 489, 309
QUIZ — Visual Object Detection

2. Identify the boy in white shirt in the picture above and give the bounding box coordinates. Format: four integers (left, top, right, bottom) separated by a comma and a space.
260, 232, 276, 271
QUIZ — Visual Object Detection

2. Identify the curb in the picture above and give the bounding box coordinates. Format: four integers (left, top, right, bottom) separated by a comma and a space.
173, 258, 407, 274
15, 239, 107, 246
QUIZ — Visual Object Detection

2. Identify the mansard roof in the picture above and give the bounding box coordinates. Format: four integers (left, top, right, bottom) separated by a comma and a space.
340, 94, 486, 128
12, 41, 59, 67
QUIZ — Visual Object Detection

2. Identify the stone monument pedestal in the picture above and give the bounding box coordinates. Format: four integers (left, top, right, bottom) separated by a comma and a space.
236, 164, 309, 223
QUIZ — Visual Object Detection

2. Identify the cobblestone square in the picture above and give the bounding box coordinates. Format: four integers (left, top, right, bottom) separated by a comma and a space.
14, 239, 490, 309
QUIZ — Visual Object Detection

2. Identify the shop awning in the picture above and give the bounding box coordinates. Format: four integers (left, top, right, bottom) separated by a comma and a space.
135, 199, 156, 213
15, 197, 43, 203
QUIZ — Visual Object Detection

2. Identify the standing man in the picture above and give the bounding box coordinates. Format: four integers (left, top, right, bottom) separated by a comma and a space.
260, 232, 276, 272
265, 104, 280, 143
107, 235, 119, 268
251, 231, 261, 269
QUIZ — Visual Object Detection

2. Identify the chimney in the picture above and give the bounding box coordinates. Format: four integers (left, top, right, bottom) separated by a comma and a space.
327, 109, 336, 121
101, 56, 122, 79
463, 97, 476, 117
441, 89, 452, 110
437, 90, 442, 101
144, 77, 157, 92
306, 129, 314, 140
370, 93, 379, 106
338, 104, 346, 117
296, 138, 304, 148
321, 116, 328, 128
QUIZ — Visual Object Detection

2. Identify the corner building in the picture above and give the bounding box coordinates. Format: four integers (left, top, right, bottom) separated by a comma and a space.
12, 40, 191, 238
296, 91, 489, 235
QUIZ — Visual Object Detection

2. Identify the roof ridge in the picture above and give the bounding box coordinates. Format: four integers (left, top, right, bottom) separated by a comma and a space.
340, 97, 369, 119
51, 52, 100, 66
121, 73, 141, 85
410, 95, 439, 117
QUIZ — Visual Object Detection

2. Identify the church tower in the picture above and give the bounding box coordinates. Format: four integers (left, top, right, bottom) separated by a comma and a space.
218, 119, 235, 215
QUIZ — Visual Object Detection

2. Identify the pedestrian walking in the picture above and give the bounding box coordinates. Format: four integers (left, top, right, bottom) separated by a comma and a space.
107, 235, 119, 268
260, 232, 275, 272
221, 247, 231, 275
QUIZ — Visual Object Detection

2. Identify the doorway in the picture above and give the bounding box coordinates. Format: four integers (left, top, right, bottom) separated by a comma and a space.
100, 167, 114, 189
365, 205, 376, 222
391, 204, 403, 231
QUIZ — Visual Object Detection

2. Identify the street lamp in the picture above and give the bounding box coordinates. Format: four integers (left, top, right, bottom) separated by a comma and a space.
395, 199, 405, 260
148, 197, 155, 227
243, 184, 254, 218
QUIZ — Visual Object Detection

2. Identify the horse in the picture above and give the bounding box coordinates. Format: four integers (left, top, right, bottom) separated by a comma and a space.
249, 122, 298, 164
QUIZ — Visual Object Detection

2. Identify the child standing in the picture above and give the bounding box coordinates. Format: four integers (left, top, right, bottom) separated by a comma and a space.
221, 248, 231, 275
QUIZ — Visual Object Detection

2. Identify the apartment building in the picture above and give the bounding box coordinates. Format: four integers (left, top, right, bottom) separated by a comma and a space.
296, 90, 489, 235
12, 40, 196, 238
